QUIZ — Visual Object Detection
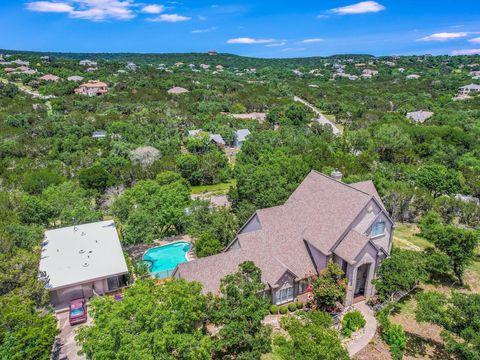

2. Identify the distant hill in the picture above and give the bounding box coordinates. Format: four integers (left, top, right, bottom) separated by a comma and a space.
0, 48, 377, 68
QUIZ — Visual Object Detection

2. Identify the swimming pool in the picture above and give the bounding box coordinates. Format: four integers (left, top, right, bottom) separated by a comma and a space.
143, 241, 191, 279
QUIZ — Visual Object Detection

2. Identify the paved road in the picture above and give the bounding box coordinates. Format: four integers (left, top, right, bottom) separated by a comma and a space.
0, 77, 55, 100
293, 96, 342, 135
347, 301, 378, 356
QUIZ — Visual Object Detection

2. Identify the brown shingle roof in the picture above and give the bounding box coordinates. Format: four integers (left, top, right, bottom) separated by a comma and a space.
177, 170, 387, 294
333, 229, 370, 264
175, 245, 288, 294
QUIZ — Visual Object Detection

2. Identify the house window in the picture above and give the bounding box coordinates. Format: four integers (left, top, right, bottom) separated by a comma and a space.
276, 287, 294, 304
298, 281, 308, 294
107, 276, 120, 291
372, 221, 386, 237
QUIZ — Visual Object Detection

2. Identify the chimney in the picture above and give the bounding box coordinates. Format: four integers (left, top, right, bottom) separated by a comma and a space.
331, 169, 343, 182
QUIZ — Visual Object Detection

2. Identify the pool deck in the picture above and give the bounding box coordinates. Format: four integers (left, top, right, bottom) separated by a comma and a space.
125, 234, 193, 262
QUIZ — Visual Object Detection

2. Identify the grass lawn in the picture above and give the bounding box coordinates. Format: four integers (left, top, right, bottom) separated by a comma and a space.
190, 179, 236, 195
393, 222, 480, 290
393, 223, 432, 251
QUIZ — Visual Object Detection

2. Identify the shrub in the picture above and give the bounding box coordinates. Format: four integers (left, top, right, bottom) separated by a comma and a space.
270, 305, 279, 314
296, 300, 303, 309
279, 305, 288, 315
341, 310, 366, 337
384, 324, 407, 360
377, 304, 407, 360
288, 303, 297, 312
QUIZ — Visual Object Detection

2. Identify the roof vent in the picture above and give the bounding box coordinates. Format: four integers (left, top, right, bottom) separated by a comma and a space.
83, 262, 89, 267
81, 232, 86, 236
79, 250, 85, 254
331, 169, 343, 182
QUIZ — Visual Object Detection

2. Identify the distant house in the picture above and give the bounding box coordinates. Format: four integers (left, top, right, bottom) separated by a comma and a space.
17, 65, 36, 74
39, 221, 129, 307
200, 64, 210, 70
292, 69, 304, 77
75, 80, 108, 96
362, 69, 378, 76
188, 130, 226, 149
209, 134, 226, 147
458, 84, 480, 96
92, 131, 107, 139
234, 129, 251, 148
175, 62, 184, 67
39, 74, 60, 82
187, 129, 201, 137
12, 59, 29, 66
406, 74, 421, 79
167, 86, 189, 94
79, 60, 97, 67
215, 64, 224, 71
383, 61, 396, 67
469, 70, 480, 77
175, 170, 393, 306
230, 112, 266, 123
208, 51, 218, 56
67, 75, 84, 82
86, 67, 98, 72
126, 62, 138, 71
40, 56, 50, 62
406, 110, 434, 123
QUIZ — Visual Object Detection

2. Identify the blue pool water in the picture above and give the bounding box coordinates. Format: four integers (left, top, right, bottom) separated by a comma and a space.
143, 242, 191, 278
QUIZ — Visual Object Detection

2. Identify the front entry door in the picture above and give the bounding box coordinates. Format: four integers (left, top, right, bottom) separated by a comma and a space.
355, 264, 369, 296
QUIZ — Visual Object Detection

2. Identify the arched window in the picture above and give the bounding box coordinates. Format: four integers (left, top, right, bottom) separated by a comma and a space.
371, 221, 385, 237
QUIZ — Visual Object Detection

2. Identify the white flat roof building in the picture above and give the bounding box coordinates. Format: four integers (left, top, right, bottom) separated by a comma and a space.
40, 221, 128, 306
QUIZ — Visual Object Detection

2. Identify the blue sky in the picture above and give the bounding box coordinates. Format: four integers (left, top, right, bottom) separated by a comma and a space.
1, 1, 479, 57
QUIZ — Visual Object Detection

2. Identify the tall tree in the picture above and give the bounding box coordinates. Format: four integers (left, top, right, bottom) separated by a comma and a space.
425, 225, 479, 285
210, 261, 272, 360
77, 279, 212, 359
273, 311, 349, 360
416, 291, 480, 360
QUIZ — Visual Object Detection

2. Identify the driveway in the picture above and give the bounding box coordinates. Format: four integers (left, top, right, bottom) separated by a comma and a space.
347, 301, 377, 356
293, 96, 342, 135
52, 310, 91, 360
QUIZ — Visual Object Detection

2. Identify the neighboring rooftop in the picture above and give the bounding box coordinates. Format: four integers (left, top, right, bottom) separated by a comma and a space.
406, 110, 434, 123
167, 86, 189, 94
39, 220, 128, 290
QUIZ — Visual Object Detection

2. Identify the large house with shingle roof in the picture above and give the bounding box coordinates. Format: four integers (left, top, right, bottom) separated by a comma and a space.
174, 170, 393, 306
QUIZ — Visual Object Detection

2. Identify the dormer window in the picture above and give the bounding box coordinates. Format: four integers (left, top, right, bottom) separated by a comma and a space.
371, 221, 385, 237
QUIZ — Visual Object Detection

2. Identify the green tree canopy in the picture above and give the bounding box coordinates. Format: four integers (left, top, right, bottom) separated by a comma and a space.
112, 177, 190, 243
77, 279, 212, 359
273, 311, 349, 360
210, 261, 272, 360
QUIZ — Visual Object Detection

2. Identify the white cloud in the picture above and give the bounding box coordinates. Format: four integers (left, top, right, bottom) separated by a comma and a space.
317, 14, 329, 19
418, 32, 468, 41
141, 4, 164, 14
469, 37, 480, 44
148, 13, 191, 22
300, 38, 324, 43
227, 37, 275, 44
452, 49, 480, 55
26, 0, 136, 21
330, 1, 385, 15
265, 41, 286, 47
25, 1, 73, 13
192, 26, 217, 33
